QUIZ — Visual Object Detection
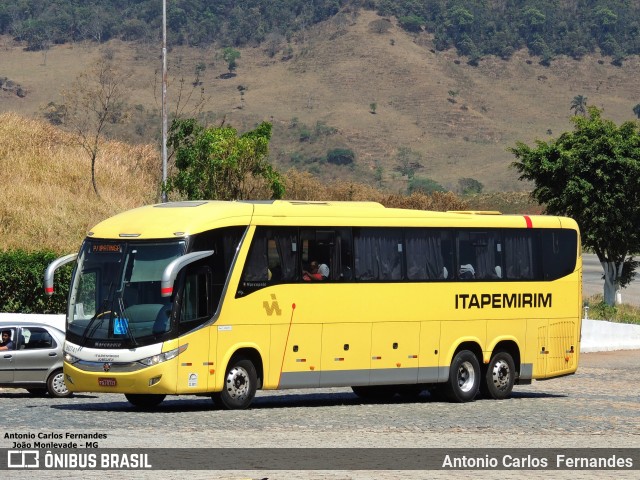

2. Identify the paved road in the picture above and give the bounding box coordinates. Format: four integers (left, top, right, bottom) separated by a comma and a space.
1, 350, 638, 479
582, 253, 640, 306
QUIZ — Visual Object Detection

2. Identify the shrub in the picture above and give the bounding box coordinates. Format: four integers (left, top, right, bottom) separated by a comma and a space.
408, 177, 446, 194
326, 148, 355, 166
0, 251, 72, 314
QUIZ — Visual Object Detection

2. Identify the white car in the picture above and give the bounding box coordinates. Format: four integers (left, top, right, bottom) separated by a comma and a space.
0, 321, 70, 397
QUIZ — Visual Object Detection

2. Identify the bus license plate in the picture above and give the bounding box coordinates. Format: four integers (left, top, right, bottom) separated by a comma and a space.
98, 378, 117, 387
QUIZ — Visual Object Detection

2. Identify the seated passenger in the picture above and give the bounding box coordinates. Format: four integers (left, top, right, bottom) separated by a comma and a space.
303, 261, 324, 281
459, 264, 475, 279
0, 330, 14, 351
318, 263, 330, 280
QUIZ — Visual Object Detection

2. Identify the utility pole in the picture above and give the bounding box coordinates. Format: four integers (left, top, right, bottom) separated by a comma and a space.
161, 0, 168, 203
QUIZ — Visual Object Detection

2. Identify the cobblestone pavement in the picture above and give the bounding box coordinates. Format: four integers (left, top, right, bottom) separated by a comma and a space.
2, 350, 639, 479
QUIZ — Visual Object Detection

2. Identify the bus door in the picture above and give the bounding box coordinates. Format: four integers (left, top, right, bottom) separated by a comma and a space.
175, 266, 213, 393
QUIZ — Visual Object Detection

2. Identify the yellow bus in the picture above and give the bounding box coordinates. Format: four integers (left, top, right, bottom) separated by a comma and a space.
45, 200, 582, 409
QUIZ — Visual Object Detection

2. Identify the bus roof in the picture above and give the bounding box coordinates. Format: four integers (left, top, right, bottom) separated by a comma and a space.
86, 200, 578, 240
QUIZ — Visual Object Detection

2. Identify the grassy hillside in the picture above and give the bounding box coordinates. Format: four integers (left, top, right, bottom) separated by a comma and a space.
2, 11, 640, 193
5, 111, 516, 253
0, 112, 160, 253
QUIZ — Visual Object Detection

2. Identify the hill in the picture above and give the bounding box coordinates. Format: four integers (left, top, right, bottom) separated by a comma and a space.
2, 10, 640, 193
0, 113, 160, 252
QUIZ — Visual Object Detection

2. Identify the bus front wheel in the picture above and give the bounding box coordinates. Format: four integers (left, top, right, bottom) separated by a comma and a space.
125, 394, 166, 408
213, 358, 257, 410
481, 351, 515, 400
444, 350, 480, 402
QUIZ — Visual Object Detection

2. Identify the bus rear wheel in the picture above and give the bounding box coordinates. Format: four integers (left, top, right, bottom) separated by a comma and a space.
481, 351, 515, 400
213, 358, 257, 410
444, 350, 480, 402
125, 394, 166, 408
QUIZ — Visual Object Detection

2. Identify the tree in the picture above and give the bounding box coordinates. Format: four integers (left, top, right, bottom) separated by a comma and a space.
62, 53, 131, 197
510, 107, 640, 305
166, 119, 284, 200
458, 177, 484, 195
222, 47, 241, 73
570, 95, 588, 116
394, 147, 423, 179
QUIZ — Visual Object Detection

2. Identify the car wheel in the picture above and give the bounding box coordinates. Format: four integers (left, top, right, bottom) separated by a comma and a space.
47, 369, 72, 398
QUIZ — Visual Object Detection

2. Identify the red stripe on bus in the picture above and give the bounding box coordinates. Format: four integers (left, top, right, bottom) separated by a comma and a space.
161, 287, 173, 295
524, 215, 533, 228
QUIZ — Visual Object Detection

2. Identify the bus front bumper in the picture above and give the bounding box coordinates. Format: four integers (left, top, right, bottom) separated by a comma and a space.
63, 361, 178, 395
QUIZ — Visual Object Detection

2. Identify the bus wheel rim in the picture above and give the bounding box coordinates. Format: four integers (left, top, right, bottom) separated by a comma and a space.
457, 361, 475, 392
491, 359, 511, 391
225, 366, 250, 400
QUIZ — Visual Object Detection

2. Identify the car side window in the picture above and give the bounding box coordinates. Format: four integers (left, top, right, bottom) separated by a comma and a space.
21, 328, 56, 350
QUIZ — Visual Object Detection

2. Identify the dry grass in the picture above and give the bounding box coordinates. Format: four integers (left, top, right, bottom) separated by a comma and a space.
0, 114, 469, 254
0, 112, 160, 253
3, 11, 640, 194
283, 169, 468, 210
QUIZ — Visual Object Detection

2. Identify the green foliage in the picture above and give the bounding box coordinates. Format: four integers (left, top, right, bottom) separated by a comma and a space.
394, 146, 423, 179
398, 15, 423, 33
326, 148, 355, 166
0, 251, 71, 314
584, 296, 640, 325
166, 118, 285, 200
510, 106, 640, 303
7, 1, 640, 62
458, 177, 484, 195
570, 95, 588, 116
222, 47, 241, 73
408, 177, 446, 194
293, 120, 337, 143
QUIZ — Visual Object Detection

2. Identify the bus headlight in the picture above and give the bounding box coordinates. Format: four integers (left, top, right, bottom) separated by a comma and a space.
64, 353, 80, 364
138, 344, 188, 367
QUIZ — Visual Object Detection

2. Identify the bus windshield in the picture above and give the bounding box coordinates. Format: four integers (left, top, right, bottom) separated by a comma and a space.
67, 239, 186, 348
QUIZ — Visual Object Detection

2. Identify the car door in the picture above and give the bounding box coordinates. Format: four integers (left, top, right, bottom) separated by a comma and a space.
0, 327, 17, 383
14, 327, 60, 383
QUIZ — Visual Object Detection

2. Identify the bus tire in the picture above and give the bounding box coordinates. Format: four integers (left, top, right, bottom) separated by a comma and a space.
214, 358, 257, 410
444, 350, 480, 403
125, 394, 166, 408
47, 369, 72, 398
481, 351, 515, 400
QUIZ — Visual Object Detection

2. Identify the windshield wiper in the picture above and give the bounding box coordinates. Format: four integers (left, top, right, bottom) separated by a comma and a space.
118, 296, 138, 347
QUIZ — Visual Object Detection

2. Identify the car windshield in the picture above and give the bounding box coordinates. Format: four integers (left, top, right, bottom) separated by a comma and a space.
67, 240, 185, 347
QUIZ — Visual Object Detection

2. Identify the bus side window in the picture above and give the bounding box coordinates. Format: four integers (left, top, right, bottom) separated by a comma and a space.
354, 227, 402, 281
504, 231, 535, 280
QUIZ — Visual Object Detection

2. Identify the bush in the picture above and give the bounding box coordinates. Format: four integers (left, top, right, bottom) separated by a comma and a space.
408, 177, 446, 194
326, 148, 355, 166
0, 251, 72, 314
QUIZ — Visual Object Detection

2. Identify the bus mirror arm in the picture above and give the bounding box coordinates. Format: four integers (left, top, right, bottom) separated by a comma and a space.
160, 250, 214, 298
44, 253, 78, 296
